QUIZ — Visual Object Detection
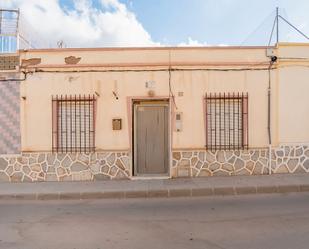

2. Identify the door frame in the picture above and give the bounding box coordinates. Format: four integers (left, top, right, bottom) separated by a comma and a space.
132, 99, 171, 177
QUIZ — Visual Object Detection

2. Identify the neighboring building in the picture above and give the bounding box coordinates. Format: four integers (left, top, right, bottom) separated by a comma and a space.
0, 43, 309, 182
0, 53, 20, 156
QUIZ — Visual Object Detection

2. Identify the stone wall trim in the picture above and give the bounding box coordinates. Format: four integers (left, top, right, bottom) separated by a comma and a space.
172, 145, 309, 178
0, 152, 131, 182
0, 145, 309, 182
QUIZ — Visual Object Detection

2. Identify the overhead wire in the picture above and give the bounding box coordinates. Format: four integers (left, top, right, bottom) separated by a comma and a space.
0, 66, 279, 82
268, 16, 277, 46
241, 10, 276, 46
278, 15, 309, 40
168, 67, 177, 110
0, 71, 27, 82
32, 66, 275, 73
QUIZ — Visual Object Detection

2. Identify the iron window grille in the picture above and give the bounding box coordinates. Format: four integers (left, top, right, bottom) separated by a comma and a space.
52, 95, 96, 153
205, 93, 248, 151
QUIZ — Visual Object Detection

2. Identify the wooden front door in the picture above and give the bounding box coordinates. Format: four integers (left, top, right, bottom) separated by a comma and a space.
134, 102, 169, 176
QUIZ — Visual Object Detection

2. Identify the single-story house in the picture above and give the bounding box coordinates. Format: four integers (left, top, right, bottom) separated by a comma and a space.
0, 42, 309, 182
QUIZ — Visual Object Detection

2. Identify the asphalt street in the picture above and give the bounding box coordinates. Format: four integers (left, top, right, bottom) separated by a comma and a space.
0, 193, 309, 249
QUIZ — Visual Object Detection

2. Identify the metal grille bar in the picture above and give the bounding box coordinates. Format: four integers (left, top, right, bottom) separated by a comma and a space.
205, 92, 248, 151
52, 95, 96, 153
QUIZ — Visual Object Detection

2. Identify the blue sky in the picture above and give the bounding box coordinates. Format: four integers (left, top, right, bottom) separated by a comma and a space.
1, 0, 309, 48
60, 0, 309, 45
128, 0, 307, 45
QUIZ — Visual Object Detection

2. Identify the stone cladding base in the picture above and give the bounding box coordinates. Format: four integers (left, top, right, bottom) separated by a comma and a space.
172, 146, 309, 177
0, 145, 308, 182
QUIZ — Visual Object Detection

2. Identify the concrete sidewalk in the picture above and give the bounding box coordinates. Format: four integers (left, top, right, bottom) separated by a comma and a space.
0, 174, 309, 200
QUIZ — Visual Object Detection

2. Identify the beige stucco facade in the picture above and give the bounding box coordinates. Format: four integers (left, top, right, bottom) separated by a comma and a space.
277, 44, 309, 144
1, 42, 309, 182
19, 46, 280, 152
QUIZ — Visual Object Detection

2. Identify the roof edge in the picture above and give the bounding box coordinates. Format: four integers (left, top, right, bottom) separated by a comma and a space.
19, 45, 275, 53
278, 42, 309, 47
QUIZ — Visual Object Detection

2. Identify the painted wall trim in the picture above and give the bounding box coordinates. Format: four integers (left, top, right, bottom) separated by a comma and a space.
20, 46, 275, 53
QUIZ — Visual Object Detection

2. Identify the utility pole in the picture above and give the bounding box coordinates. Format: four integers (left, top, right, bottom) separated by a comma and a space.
276, 7, 279, 44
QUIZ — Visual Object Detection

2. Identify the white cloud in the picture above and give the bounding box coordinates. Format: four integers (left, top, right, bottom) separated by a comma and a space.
177, 37, 229, 47
177, 37, 208, 47
0, 0, 159, 48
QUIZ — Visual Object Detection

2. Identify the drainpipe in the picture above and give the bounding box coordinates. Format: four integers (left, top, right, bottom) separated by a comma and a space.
267, 56, 277, 175
267, 72, 272, 175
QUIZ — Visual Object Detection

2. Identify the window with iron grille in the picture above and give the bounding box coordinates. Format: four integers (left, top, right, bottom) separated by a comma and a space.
205, 93, 248, 151
52, 95, 96, 153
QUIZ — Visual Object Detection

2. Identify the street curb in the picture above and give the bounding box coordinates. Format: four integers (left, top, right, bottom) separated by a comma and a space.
1, 183, 309, 201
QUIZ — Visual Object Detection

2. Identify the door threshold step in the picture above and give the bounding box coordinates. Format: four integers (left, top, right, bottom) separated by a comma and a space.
132, 176, 170, 180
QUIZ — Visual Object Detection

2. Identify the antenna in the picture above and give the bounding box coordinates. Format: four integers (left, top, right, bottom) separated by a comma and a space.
268, 7, 309, 46
57, 40, 66, 48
